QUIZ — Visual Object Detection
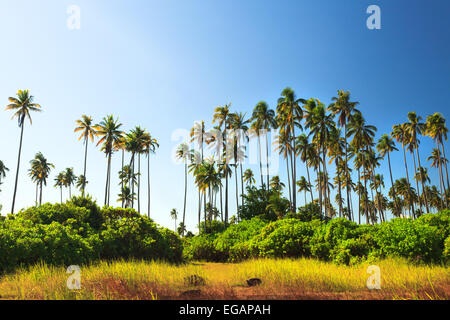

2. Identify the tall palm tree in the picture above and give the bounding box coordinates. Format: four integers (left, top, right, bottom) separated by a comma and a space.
28, 152, 54, 206
6, 89, 42, 213
170, 209, 178, 233
276, 88, 305, 211
117, 186, 135, 208
427, 148, 447, 208
212, 104, 231, 223
251, 102, 276, 191
327, 127, 345, 217
376, 134, 399, 213
296, 133, 315, 205
95, 115, 123, 206
74, 115, 96, 196
176, 143, 191, 236
328, 90, 359, 221
0, 161, 9, 192
392, 123, 416, 216
63, 168, 76, 199
191, 121, 206, 228
230, 112, 249, 206
142, 132, 159, 217
296, 176, 311, 206
54, 172, 65, 204
405, 112, 429, 213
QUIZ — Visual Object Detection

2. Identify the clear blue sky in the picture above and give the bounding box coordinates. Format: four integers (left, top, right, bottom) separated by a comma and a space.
0, 0, 449, 231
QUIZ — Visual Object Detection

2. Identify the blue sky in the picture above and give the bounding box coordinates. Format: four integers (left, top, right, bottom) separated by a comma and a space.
0, 0, 449, 231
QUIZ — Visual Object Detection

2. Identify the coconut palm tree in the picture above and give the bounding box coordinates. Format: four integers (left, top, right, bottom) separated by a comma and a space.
117, 186, 135, 208
74, 115, 96, 196
251, 102, 276, 191
328, 90, 359, 221
170, 208, 178, 232
176, 143, 191, 236
191, 121, 206, 226
276, 88, 305, 211
212, 104, 231, 223
295, 134, 315, 205
327, 127, 345, 218
428, 148, 448, 208
54, 172, 65, 204
243, 169, 256, 186
76, 175, 88, 195
95, 115, 123, 206
6, 89, 42, 213
29, 152, 54, 206
0, 161, 9, 192
63, 168, 76, 199
230, 112, 249, 205
405, 112, 429, 213
296, 176, 311, 206
269, 175, 285, 193
392, 123, 416, 215
376, 134, 399, 213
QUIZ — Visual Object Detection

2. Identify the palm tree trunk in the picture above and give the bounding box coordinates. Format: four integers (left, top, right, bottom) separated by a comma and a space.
336, 159, 343, 218
138, 154, 141, 213
11, 122, 25, 214
436, 141, 448, 207
225, 172, 229, 223
292, 128, 297, 212
235, 164, 239, 210
322, 149, 328, 218
411, 150, 422, 217
416, 146, 430, 213
240, 163, 244, 215
290, 149, 295, 212
104, 153, 110, 206
219, 184, 223, 222
182, 162, 187, 236
39, 181, 43, 206
306, 165, 314, 204
35, 183, 38, 206
440, 141, 450, 191
286, 155, 292, 205
147, 153, 151, 218
344, 123, 352, 221
82, 137, 88, 196
317, 161, 323, 216
121, 150, 125, 208
402, 145, 415, 215
357, 168, 361, 224
60, 186, 63, 204
258, 134, 263, 188
387, 151, 397, 212
265, 131, 270, 192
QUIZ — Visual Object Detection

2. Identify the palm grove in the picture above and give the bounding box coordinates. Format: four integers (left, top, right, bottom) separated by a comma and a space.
1, 88, 449, 234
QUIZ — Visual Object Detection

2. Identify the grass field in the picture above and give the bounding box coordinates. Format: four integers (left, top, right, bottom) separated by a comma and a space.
0, 258, 448, 300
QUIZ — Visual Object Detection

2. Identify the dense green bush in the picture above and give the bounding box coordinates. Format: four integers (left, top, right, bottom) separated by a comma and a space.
0, 199, 183, 273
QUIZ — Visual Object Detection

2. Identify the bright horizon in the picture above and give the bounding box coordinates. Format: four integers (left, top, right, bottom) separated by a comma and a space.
0, 0, 449, 232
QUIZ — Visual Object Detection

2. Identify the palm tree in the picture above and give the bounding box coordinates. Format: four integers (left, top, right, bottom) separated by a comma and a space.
276, 88, 305, 211
243, 169, 255, 186
74, 115, 96, 196
295, 133, 315, 205
305, 99, 335, 217
76, 175, 88, 195
376, 134, 399, 213
0, 161, 9, 192
328, 90, 359, 221
425, 113, 449, 206
296, 176, 311, 206
28, 152, 54, 206
427, 148, 448, 208
6, 89, 42, 213
176, 143, 191, 236
327, 127, 345, 217
117, 186, 135, 208
230, 112, 249, 206
142, 132, 159, 217
392, 123, 416, 215
63, 168, 76, 199
170, 208, 178, 233
212, 104, 231, 223
54, 172, 65, 204
251, 102, 276, 191
405, 112, 429, 213
95, 115, 123, 206
269, 175, 285, 193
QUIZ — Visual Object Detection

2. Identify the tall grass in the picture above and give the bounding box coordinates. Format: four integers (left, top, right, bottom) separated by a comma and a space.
0, 258, 448, 300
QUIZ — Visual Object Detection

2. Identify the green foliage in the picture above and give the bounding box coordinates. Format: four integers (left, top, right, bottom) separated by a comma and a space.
198, 220, 227, 235
0, 198, 183, 273
238, 186, 287, 221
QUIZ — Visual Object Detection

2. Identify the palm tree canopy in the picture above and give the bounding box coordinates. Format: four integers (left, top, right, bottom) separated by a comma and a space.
74, 115, 96, 142
6, 89, 42, 126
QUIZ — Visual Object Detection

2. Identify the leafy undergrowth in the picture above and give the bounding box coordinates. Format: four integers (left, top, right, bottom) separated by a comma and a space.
0, 258, 448, 300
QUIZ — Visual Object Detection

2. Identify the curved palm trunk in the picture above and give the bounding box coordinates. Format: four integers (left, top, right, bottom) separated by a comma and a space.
306, 165, 314, 204
11, 123, 25, 214
104, 153, 110, 206
387, 151, 398, 212
286, 155, 292, 205
440, 141, 449, 191
138, 155, 141, 213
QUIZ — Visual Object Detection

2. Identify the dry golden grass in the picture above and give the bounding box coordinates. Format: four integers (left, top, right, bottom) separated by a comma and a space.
0, 258, 448, 300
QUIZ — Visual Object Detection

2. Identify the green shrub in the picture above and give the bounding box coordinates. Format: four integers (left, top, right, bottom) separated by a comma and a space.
444, 236, 450, 264
183, 235, 222, 261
